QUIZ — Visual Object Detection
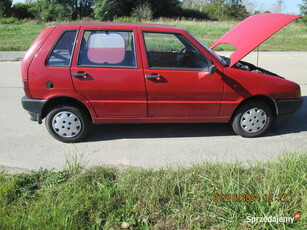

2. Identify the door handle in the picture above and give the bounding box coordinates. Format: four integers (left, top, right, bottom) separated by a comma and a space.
71, 72, 87, 79
145, 74, 161, 80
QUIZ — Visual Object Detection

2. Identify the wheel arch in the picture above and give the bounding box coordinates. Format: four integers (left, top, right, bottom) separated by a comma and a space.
41, 96, 93, 122
231, 95, 277, 121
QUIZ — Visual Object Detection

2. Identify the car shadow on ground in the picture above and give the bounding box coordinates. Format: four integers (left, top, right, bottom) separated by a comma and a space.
86, 122, 235, 142
84, 96, 306, 142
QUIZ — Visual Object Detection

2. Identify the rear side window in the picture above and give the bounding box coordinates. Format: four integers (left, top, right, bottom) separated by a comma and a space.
78, 31, 136, 68
47, 30, 77, 67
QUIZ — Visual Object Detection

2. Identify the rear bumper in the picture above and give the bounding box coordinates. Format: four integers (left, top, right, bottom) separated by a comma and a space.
21, 96, 47, 124
275, 98, 304, 123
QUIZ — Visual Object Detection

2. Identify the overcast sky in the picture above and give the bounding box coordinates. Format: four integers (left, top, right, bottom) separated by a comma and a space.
12, 0, 303, 14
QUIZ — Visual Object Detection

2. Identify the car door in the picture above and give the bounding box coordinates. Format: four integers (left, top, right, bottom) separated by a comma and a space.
70, 26, 147, 118
140, 31, 224, 118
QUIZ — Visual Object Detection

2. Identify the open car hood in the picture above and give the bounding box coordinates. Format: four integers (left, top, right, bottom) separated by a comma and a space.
210, 14, 300, 67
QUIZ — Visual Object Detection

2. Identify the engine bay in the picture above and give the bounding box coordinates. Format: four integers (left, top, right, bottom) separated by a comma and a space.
221, 56, 284, 79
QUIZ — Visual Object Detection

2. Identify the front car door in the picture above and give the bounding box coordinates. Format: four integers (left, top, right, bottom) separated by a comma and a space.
139, 30, 224, 119
71, 26, 147, 118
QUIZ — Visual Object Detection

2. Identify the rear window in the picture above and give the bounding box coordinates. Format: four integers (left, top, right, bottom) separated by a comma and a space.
47, 30, 77, 67
78, 30, 136, 68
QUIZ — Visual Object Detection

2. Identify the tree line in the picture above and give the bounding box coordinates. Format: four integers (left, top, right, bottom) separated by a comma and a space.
0, 0, 249, 21
0, 0, 306, 22
301, 0, 307, 23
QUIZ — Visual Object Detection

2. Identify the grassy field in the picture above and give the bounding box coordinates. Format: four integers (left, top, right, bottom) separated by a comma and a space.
0, 153, 306, 229
0, 18, 306, 51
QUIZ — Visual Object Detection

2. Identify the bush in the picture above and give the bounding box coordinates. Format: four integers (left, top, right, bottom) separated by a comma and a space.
37, 1, 73, 21
0, 17, 20, 24
131, 2, 153, 21
94, 0, 208, 21
202, 4, 222, 20
113, 16, 138, 23
12, 3, 33, 19
203, 2, 249, 21
94, 0, 118, 21
175, 8, 209, 20
0, 0, 12, 18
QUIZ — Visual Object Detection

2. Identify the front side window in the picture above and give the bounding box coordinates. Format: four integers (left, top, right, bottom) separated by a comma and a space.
144, 32, 210, 70
47, 30, 77, 67
78, 31, 136, 68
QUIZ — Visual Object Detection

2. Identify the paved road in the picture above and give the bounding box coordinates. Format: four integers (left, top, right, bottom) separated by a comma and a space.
0, 52, 306, 172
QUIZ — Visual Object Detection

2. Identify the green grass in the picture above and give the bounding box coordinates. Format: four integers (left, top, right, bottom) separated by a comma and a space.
150, 19, 307, 51
0, 20, 56, 51
0, 18, 306, 51
0, 152, 306, 229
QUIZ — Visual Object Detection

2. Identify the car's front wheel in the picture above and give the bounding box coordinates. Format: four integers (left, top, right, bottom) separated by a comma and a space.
45, 105, 90, 143
232, 101, 274, 137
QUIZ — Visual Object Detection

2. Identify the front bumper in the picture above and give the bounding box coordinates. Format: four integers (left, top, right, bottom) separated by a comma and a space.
21, 96, 47, 124
275, 98, 304, 123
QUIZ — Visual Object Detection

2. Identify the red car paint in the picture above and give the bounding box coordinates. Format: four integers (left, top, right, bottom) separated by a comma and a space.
21, 14, 303, 142
211, 14, 300, 67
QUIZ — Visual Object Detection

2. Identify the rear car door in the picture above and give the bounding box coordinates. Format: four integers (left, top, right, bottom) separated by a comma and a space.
139, 30, 224, 118
71, 26, 147, 118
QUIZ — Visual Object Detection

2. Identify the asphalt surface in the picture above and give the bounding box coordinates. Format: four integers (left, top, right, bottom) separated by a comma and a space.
0, 52, 306, 173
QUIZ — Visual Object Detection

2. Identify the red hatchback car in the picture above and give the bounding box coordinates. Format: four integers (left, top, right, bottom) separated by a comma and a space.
21, 14, 303, 142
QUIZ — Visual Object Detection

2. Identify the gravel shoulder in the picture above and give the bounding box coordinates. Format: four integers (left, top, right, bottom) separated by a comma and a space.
0, 51, 26, 62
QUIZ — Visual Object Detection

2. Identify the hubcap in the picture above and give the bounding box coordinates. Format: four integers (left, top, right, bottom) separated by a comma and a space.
52, 111, 81, 138
240, 108, 267, 133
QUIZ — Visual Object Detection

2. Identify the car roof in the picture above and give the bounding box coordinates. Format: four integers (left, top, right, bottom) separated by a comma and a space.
53, 22, 185, 31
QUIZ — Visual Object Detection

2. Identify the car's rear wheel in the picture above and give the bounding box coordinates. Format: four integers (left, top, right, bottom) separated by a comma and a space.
232, 101, 274, 137
45, 105, 90, 143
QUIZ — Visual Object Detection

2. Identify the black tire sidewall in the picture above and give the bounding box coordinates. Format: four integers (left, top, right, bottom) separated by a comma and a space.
232, 102, 273, 138
45, 106, 90, 143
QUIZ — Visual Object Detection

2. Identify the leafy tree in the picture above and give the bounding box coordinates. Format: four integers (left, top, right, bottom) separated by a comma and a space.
94, 0, 182, 20
300, 0, 307, 24
78, 0, 94, 19
32, 0, 71, 21
242, 0, 257, 14
94, 0, 120, 20
12, 3, 34, 19
0, 0, 12, 18
224, 0, 249, 20
202, 3, 223, 20
27, 0, 93, 21
182, 0, 209, 10
94, 0, 207, 20
94, 0, 137, 20
144, 0, 180, 18
300, 0, 307, 15
202, 0, 249, 20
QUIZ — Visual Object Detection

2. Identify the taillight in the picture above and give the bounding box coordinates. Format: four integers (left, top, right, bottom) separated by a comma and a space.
23, 79, 32, 98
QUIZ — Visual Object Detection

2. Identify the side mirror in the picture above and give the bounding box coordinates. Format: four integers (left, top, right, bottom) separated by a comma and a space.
208, 65, 216, 75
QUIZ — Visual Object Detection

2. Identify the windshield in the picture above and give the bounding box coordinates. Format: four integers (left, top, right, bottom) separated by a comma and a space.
189, 33, 228, 66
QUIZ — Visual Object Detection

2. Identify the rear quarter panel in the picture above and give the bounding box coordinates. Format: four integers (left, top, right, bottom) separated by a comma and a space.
28, 25, 79, 99
26, 25, 97, 118
21, 26, 55, 81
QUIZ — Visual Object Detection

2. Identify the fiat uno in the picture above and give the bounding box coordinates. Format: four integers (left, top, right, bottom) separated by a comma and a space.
21, 14, 303, 142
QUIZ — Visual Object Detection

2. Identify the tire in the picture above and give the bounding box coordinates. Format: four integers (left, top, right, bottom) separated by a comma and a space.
45, 105, 90, 143
232, 101, 274, 137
